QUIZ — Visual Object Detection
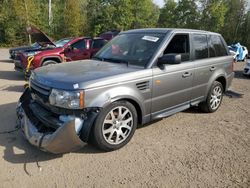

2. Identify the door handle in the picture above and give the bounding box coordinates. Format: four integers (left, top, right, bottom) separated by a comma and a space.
182, 72, 192, 78
210, 66, 216, 71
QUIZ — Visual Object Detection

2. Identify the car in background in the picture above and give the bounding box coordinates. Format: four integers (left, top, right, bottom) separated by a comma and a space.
99, 30, 120, 41
15, 37, 107, 72
242, 46, 248, 60
10, 26, 70, 60
12, 38, 72, 62
228, 43, 248, 62
243, 60, 250, 76
9, 42, 41, 59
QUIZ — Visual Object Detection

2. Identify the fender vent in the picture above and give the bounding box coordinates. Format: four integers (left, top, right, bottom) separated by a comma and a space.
136, 81, 150, 91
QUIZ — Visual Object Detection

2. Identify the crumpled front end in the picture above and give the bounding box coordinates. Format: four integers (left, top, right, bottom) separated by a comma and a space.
16, 89, 92, 154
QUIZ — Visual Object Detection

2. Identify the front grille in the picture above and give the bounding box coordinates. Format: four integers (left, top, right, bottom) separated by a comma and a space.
30, 80, 51, 104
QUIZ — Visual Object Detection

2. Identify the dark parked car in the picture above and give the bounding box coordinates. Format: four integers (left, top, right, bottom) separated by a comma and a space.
9, 42, 41, 60
99, 30, 120, 40
17, 28, 234, 153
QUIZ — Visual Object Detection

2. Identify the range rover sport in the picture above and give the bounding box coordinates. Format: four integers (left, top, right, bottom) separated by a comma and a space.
17, 28, 234, 153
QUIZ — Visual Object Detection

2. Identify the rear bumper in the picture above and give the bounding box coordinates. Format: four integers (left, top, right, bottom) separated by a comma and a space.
16, 89, 87, 154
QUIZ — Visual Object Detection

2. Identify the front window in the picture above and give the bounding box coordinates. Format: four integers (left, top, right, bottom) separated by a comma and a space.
94, 33, 165, 67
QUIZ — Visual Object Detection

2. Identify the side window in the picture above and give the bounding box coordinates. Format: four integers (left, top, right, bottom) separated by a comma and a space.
71, 40, 86, 50
211, 35, 228, 57
92, 39, 107, 49
164, 34, 190, 62
208, 35, 216, 57
193, 34, 208, 60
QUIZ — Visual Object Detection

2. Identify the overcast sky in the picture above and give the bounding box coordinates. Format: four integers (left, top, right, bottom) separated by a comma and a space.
153, 0, 250, 9
153, 0, 165, 7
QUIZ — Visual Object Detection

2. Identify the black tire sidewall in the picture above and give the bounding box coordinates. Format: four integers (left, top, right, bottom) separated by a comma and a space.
93, 101, 138, 151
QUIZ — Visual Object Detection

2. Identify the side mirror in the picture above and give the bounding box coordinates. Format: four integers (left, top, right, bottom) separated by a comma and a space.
158, 54, 181, 66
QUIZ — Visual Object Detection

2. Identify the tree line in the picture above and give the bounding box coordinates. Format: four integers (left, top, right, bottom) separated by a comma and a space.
0, 0, 249, 48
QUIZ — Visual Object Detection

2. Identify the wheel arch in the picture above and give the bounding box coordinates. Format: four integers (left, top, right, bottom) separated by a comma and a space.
215, 76, 226, 92
40, 56, 62, 66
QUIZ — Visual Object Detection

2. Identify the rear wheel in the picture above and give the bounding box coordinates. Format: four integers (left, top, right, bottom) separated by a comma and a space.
92, 101, 137, 151
42, 60, 58, 66
199, 81, 223, 113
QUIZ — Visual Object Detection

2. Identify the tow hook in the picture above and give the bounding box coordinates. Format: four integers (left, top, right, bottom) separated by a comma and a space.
24, 56, 34, 88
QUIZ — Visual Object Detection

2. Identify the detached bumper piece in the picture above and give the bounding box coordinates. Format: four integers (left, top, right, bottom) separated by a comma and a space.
16, 89, 86, 154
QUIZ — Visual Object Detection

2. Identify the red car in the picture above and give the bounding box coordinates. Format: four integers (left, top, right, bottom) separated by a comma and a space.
15, 26, 107, 72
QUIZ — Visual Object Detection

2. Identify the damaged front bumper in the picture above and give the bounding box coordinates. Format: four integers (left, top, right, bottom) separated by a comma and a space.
16, 89, 98, 154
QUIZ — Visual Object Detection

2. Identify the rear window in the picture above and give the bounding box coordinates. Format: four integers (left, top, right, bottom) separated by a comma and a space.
210, 35, 228, 57
193, 34, 208, 60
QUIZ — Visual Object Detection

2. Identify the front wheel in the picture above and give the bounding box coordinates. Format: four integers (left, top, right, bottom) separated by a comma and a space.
199, 81, 224, 113
92, 101, 137, 151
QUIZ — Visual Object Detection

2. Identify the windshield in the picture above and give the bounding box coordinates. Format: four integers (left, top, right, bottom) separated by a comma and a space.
55, 38, 71, 47
94, 33, 165, 67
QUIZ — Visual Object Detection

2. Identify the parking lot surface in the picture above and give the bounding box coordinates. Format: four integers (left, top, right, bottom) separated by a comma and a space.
0, 49, 249, 187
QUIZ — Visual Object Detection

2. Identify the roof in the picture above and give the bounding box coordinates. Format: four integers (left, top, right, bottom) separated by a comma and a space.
121, 28, 221, 35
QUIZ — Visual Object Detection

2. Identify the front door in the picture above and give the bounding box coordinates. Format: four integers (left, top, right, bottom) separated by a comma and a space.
64, 39, 91, 61
151, 34, 194, 117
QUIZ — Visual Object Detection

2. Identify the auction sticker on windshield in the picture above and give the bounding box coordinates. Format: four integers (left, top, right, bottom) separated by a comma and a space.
142, 36, 159, 42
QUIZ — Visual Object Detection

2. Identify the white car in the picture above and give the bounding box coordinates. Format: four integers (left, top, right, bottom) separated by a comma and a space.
242, 46, 248, 61
243, 60, 250, 76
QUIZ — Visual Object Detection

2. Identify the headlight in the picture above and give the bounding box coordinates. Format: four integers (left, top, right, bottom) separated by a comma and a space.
49, 89, 84, 109
26, 51, 40, 56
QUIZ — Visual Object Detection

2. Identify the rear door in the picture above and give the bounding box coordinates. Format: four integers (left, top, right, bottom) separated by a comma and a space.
190, 34, 228, 103
64, 39, 91, 61
151, 33, 194, 116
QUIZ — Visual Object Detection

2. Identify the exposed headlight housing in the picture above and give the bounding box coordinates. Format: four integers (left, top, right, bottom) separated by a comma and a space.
49, 89, 84, 109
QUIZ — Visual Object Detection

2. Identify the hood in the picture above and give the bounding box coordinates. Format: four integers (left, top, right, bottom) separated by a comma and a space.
33, 60, 144, 90
26, 25, 55, 46
10, 45, 33, 52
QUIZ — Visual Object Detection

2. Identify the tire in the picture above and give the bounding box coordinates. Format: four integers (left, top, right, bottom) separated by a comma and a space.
92, 101, 137, 151
42, 60, 58, 66
199, 81, 224, 113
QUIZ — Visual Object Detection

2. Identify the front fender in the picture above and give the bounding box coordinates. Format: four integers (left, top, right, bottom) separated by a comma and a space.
84, 86, 147, 118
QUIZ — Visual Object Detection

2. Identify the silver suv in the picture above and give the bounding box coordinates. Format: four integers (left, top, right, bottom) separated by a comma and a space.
17, 28, 234, 153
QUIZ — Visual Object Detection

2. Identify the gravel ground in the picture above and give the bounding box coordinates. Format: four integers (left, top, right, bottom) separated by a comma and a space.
0, 49, 249, 188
